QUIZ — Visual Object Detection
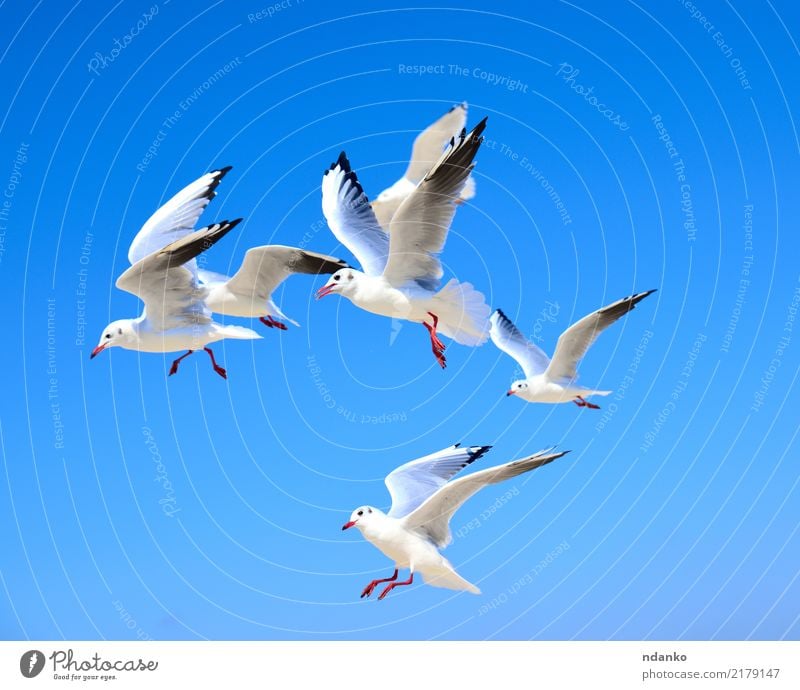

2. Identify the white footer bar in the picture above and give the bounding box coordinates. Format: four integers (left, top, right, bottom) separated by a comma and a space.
1, 641, 797, 689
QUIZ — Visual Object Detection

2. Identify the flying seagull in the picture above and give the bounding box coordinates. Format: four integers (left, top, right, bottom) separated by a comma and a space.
91, 220, 260, 379
128, 166, 347, 329
341, 444, 569, 600
491, 290, 656, 408
371, 102, 477, 229
316, 118, 491, 368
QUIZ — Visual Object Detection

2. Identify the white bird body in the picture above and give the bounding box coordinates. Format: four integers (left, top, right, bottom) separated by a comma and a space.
511, 374, 605, 404
317, 118, 491, 367
357, 509, 481, 593
111, 317, 258, 354
126, 167, 347, 329
342, 445, 569, 599
490, 290, 656, 408
92, 220, 261, 379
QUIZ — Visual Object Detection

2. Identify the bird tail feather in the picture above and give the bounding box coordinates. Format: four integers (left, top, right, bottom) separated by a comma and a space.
431, 279, 490, 346
423, 562, 481, 594
217, 325, 262, 340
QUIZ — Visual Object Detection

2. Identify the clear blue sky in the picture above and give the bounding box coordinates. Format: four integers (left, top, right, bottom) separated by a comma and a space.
1, 0, 798, 640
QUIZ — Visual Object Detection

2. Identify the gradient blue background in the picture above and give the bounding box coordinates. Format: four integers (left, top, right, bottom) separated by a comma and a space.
0, 0, 798, 640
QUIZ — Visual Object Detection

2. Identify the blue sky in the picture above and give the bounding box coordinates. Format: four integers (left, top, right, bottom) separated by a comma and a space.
1, 0, 799, 640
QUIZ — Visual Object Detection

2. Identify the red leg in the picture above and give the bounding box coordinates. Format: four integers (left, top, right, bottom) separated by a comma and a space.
423, 312, 447, 369
574, 395, 600, 409
361, 569, 398, 599
169, 350, 194, 376
203, 347, 227, 379
259, 315, 288, 330
378, 572, 414, 600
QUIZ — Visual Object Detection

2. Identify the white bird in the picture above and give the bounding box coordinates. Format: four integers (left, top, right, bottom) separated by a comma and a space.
316, 118, 491, 368
203, 246, 350, 329
371, 102, 477, 229
341, 444, 569, 600
490, 290, 656, 408
127, 166, 348, 330
91, 220, 261, 379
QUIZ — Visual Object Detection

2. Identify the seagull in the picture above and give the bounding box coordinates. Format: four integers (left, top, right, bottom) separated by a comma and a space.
490, 290, 656, 408
91, 220, 261, 379
126, 166, 348, 330
316, 118, 491, 368
371, 102, 477, 229
341, 444, 569, 600
203, 246, 349, 330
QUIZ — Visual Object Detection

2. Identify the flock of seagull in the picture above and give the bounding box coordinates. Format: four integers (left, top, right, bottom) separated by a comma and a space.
92, 103, 654, 599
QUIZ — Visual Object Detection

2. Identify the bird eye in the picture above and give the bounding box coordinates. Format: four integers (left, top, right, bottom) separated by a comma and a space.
105, 334, 111, 339
334, 275, 340, 281
357, 510, 363, 516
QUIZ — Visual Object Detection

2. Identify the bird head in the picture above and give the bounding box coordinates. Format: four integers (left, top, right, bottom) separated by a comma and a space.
341, 505, 379, 531
507, 380, 529, 397
316, 268, 361, 300
91, 320, 135, 358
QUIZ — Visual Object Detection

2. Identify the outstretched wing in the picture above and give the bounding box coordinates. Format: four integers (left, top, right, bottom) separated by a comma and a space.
402, 449, 570, 548
489, 309, 551, 379
224, 245, 348, 304
385, 444, 492, 519
546, 290, 656, 382
321, 152, 389, 276
127, 167, 232, 272
117, 220, 240, 330
405, 102, 469, 184
382, 117, 487, 290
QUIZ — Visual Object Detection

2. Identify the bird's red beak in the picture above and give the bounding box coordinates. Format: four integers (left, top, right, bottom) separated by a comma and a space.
506, 389, 515, 396
316, 284, 335, 300
90, 344, 106, 359
341, 520, 356, 530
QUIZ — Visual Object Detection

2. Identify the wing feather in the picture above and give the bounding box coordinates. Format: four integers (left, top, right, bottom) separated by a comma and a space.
401, 449, 570, 548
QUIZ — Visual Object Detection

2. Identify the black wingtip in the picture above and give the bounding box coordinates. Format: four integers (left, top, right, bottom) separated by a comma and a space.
469, 445, 493, 463
334, 150, 350, 171
215, 165, 233, 175
472, 116, 488, 138
629, 289, 657, 305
